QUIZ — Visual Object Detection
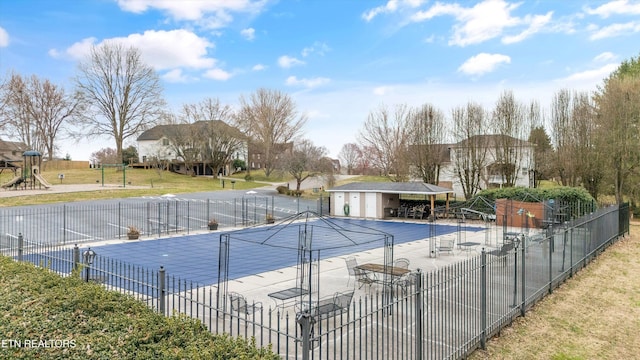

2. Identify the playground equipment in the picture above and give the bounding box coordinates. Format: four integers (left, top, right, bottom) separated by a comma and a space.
0, 150, 50, 190
0, 175, 23, 189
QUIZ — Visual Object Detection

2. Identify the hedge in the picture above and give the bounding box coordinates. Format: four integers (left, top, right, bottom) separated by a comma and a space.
0, 256, 278, 360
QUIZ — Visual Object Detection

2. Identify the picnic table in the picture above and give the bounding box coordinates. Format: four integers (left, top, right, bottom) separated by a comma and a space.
268, 287, 309, 313
355, 263, 411, 278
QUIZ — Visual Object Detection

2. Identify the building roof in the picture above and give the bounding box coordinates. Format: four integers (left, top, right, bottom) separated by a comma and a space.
327, 182, 454, 195
451, 134, 532, 148
0, 139, 28, 161
136, 121, 245, 141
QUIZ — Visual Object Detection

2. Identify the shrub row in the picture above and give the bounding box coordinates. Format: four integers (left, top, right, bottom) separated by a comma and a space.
474, 186, 595, 204
276, 185, 303, 197
0, 257, 278, 360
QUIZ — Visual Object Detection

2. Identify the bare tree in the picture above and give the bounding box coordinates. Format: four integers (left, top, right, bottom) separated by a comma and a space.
0, 75, 9, 133
178, 98, 243, 178
550, 89, 578, 186
25, 75, 81, 160
90, 147, 120, 164
74, 42, 165, 163
1, 73, 40, 151
279, 139, 329, 191
338, 143, 362, 175
450, 102, 489, 199
235, 88, 306, 177
572, 92, 602, 199
490, 90, 529, 187
359, 104, 411, 182
408, 103, 447, 184
154, 112, 200, 175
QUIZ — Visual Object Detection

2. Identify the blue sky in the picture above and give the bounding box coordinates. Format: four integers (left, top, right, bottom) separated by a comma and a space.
1, 0, 639, 161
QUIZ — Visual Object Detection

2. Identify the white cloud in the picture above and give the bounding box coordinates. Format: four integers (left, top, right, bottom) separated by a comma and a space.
502, 12, 553, 44
162, 69, 190, 83
204, 68, 233, 81
252, 64, 266, 71
301, 42, 330, 57
594, 52, 616, 62
373, 86, 392, 95
117, 0, 268, 29
559, 63, 619, 83
0, 26, 9, 47
285, 76, 330, 88
584, 0, 640, 18
55, 37, 97, 59
241, 28, 255, 40
589, 21, 640, 40
362, 0, 426, 21
362, 0, 400, 22
57, 30, 215, 71
410, 0, 551, 47
278, 55, 305, 68
458, 53, 511, 76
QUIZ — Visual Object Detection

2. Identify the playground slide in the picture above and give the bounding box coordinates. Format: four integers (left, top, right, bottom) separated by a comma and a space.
1, 176, 23, 189
34, 174, 52, 189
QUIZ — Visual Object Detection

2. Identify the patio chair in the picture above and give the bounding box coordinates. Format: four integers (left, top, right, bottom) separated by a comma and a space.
345, 257, 358, 287
394, 258, 410, 269
354, 267, 377, 291
437, 237, 455, 255
229, 292, 263, 315
393, 272, 416, 296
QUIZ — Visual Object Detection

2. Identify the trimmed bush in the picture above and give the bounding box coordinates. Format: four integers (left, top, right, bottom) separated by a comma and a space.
474, 186, 595, 205
0, 256, 278, 359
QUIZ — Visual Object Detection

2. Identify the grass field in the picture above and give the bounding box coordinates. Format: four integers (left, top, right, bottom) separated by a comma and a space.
470, 222, 640, 360
0, 167, 267, 206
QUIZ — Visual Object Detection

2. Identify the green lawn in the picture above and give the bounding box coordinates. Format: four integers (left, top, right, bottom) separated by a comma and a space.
0, 167, 267, 206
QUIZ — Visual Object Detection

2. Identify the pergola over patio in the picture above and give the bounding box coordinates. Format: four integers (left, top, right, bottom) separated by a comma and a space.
327, 181, 454, 219
217, 210, 394, 314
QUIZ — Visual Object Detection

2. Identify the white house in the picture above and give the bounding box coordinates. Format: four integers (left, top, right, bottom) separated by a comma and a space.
136, 121, 248, 175
437, 134, 535, 198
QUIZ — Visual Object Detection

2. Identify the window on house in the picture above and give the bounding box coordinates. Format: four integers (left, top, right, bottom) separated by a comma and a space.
162, 139, 169, 146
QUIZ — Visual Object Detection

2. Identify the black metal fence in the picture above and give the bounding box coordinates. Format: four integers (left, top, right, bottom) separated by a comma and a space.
0, 195, 329, 246
0, 202, 629, 359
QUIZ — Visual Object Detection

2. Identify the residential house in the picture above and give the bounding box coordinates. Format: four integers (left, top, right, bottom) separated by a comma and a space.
0, 138, 28, 163
416, 134, 535, 199
136, 121, 247, 176
247, 141, 293, 170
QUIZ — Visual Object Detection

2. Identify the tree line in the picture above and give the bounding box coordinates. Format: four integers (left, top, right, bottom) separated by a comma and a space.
1, 42, 638, 203
341, 55, 640, 204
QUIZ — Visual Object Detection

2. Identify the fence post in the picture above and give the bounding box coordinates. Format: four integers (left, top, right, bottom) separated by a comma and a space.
414, 269, 423, 360
480, 248, 487, 350
548, 229, 553, 294
17, 233, 23, 262
297, 311, 312, 360
118, 202, 122, 239
569, 227, 574, 278
63, 205, 67, 245
73, 244, 80, 272
159, 266, 166, 315
158, 203, 161, 238
520, 243, 526, 317
512, 243, 518, 308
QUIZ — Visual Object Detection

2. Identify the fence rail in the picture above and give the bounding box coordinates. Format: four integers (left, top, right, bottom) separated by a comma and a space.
0, 195, 329, 246
1, 202, 629, 359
